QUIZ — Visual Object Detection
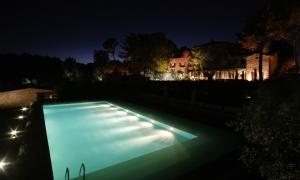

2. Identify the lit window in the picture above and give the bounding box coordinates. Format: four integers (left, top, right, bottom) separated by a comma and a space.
170, 63, 176, 68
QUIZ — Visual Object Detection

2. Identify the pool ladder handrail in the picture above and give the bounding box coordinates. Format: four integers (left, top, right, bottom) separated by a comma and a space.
65, 167, 70, 180
79, 163, 86, 180
64, 163, 85, 180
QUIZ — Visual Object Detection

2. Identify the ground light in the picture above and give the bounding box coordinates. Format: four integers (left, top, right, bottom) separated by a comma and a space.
0, 159, 8, 171
20, 107, 28, 112
10, 129, 19, 139
17, 115, 24, 120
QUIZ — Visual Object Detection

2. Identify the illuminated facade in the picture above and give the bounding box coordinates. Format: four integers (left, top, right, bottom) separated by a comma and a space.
168, 57, 190, 73
245, 54, 277, 81
213, 68, 246, 80
166, 53, 277, 81
168, 51, 190, 73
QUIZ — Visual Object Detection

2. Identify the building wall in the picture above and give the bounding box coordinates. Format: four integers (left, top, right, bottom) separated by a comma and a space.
269, 55, 278, 77
167, 53, 277, 81
168, 57, 189, 73
213, 68, 246, 80
0, 88, 54, 109
245, 54, 270, 81
189, 68, 246, 80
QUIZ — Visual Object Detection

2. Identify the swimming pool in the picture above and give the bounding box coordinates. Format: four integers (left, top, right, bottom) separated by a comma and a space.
43, 101, 197, 180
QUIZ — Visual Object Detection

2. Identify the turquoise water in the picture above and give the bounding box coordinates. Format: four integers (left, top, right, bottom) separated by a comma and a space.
43, 101, 197, 180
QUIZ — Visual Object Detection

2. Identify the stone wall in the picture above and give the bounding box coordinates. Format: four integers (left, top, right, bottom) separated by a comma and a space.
245, 54, 270, 81
168, 57, 189, 73
213, 68, 246, 80
0, 88, 54, 109
189, 68, 246, 80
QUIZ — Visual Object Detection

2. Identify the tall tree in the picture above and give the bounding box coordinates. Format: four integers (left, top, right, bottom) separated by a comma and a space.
240, 0, 300, 79
239, 8, 271, 81
103, 38, 118, 60
263, 0, 300, 73
93, 49, 109, 81
93, 50, 109, 66
154, 57, 169, 72
121, 32, 177, 74
189, 48, 207, 74
63, 57, 82, 82
288, 7, 300, 72
268, 40, 294, 78
192, 42, 244, 79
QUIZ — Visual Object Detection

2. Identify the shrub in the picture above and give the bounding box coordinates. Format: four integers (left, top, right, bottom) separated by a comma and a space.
227, 81, 300, 180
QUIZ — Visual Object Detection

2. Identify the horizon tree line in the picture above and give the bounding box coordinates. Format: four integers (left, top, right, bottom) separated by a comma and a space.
0, 0, 299, 87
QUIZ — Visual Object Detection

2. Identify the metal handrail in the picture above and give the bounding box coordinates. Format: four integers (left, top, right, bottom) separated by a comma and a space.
79, 163, 85, 180
65, 168, 70, 180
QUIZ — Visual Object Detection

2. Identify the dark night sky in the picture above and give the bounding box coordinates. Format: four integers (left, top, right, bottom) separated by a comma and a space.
0, 0, 265, 64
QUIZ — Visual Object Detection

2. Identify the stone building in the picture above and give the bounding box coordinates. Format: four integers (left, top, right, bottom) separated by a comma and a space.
245, 53, 278, 81
165, 41, 282, 81
168, 51, 190, 73
167, 51, 278, 81
168, 57, 189, 73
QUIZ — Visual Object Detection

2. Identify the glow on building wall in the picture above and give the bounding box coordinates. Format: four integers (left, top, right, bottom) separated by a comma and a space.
245, 54, 270, 81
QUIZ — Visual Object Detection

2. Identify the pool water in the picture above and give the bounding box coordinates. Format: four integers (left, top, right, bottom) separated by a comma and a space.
43, 101, 197, 180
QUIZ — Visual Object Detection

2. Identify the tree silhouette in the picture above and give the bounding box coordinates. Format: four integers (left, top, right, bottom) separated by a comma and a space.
93, 50, 109, 66
0, 53, 63, 89
63, 57, 81, 82
268, 40, 294, 78
192, 42, 244, 79
189, 48, 207, 76
103, 38, 118, 60
239, 0, 300, 80
261, 1, 300, 73
239, 9, 270, 81
93, 50, 109, 81
121, 32, 177, 75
